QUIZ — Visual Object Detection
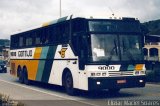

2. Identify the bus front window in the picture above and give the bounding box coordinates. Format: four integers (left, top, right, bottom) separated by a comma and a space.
90, 34, 143, 62
91, 34, 119, 62
120, 35, 143, 61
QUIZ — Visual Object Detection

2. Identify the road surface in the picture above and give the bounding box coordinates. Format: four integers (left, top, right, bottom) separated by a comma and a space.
0, 72, 160, 106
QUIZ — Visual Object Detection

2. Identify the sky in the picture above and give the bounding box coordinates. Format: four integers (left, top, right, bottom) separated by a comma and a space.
0, 0, 160, 39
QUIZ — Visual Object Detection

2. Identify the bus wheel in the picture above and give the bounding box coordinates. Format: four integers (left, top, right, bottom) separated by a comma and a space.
19, 70, 24, 84
23, 68, 30, 85
64, 72, 75, 95
108, 88, 120, 93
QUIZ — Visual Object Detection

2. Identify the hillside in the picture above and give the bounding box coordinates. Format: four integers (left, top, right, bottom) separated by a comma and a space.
0, 39, 10, 46
142, 19, 160, 35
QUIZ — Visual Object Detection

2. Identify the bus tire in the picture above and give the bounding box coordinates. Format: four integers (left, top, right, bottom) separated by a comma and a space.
108, 88, 120, 93
19, 69, 24, 84
4, 69, 7, 73
64, 72, 75, 95
23, 67, 30, 85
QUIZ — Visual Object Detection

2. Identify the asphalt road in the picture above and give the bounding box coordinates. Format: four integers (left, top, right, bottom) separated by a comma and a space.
0, 72, 160, 106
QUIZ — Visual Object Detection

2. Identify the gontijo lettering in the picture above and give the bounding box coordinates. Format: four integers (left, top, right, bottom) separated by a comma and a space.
18, 50, 32, 57
10, 52, 16, 56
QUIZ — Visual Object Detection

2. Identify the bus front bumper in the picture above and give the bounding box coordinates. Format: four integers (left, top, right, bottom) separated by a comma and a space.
88, 76, 146, 91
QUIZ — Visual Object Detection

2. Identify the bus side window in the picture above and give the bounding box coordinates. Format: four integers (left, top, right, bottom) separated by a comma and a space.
26, 36, 33, 46
55, 25, 61, 44
36, 37, 41, 45
45, 25, 56, 45
11, 36, 19, 49
31, 32, 36, 46
63, 23, 69, 42
58, 22, 69, 44
37, 28, 46, 45
40, 35, 47, 44
40, 27, 49, 45
48, 27, 54, 45
19, 37, 24, 47
34, 29, 41, 46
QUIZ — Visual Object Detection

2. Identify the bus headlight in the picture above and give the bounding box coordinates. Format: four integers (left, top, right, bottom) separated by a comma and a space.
140, 71, 145, 75
97, 81, 101, 85
96, 73, 101, 76
135, 71, 139, 75
139, 80, 144, 83
135, 70, 145, 75
102, 73, 107, 76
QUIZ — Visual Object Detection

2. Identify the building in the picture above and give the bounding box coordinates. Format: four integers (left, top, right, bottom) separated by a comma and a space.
144, 35, 160, 82
0, 39, 10, 62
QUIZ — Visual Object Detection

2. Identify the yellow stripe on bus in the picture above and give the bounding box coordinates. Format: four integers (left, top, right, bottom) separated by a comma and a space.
10, 60, 40, 80
31, 47, 43, 80
34, 47, 42, 59
26, 60, 39, 80
42, 22, 51, 27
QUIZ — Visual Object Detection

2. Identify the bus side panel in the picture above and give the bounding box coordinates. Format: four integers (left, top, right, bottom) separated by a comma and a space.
10, 60, 18, 77
78, 69, 88, 90
48, 45, 89, 90
10, 45, 89, 90
48, 60, 66, 85
35, 46, 49, 82
27, 46, 57, 83
10, 60, 39, 80
48, 45, 77, 85
24, 60, 39, 80
49, 60, 88, 90
10, 47, 42, 80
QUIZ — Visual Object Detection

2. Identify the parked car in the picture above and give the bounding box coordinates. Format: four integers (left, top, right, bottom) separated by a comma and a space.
0, 60, 7, 73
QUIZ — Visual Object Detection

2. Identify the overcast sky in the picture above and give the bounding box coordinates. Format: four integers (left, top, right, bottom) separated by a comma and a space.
0, 0, 160, 39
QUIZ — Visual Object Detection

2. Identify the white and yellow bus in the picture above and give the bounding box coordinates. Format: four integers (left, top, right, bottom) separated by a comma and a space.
10, 16, 146, 95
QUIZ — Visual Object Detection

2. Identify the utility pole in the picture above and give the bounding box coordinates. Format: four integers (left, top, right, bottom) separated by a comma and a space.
60, 0, 61, 18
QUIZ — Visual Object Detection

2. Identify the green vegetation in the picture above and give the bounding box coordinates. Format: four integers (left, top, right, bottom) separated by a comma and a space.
0, 93, 24, 106
142, 19, 160, 35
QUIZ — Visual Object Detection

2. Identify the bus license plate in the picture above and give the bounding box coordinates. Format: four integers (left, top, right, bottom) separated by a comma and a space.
117, 80, 126, 84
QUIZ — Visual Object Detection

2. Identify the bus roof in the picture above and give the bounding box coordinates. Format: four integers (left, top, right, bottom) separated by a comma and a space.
11, 16, 139, 36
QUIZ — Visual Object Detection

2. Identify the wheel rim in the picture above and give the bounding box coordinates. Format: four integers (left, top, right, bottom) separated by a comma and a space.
23, 68, 29, 85
66, 74, 72, 88
19, 71, 23, 83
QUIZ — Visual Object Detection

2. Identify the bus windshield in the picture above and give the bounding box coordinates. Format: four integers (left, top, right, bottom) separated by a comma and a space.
91, 34, 119, 61
120, 35, 143, 61
90, 34, 143, 62
89, 20, 140, 33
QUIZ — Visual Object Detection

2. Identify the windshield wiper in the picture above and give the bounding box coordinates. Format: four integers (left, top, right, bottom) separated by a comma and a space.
106, 39, 118, 65
126, 50, 135, 65
122, 40, 135, 64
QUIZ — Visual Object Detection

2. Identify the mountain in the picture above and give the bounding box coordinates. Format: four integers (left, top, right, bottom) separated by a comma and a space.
142, 19, 160, 35
0, 39, 10, 46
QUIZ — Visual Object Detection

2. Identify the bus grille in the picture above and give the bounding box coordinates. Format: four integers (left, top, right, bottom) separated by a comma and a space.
108, 71, 134, 77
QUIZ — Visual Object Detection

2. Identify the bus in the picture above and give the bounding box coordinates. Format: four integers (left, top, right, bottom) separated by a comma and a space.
10, 16, 146, 95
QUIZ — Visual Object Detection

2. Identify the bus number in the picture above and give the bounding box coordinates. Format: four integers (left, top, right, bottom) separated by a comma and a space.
98, 66, 115, 70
